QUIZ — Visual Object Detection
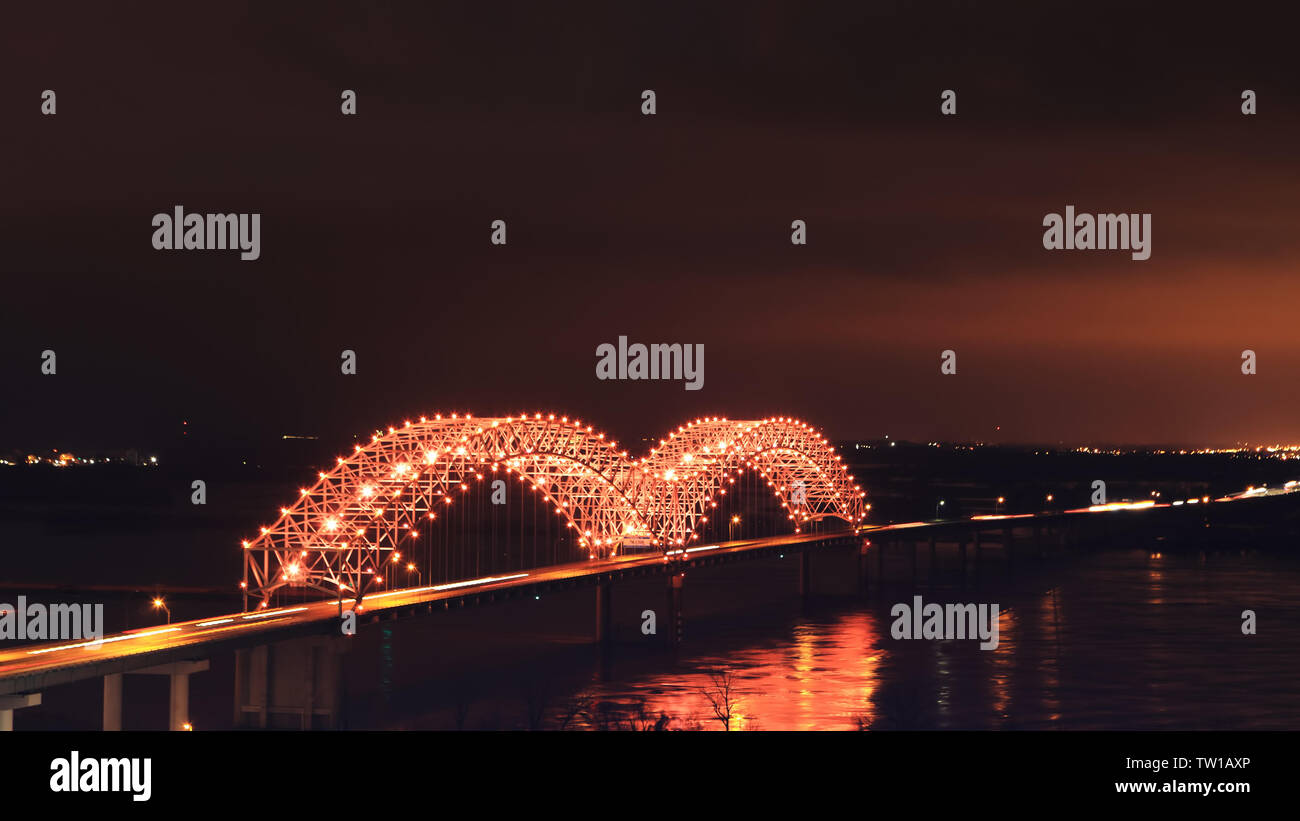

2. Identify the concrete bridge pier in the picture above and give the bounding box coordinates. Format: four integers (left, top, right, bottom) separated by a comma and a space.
595, 579, 613, 644
103, 673, 122, 731
235, 635, 348, 729
101, 660, 209, 731
164, 662, 201, 731
857, 539, 872, 593
665, 572, 685, 647
0, 692, 41, 730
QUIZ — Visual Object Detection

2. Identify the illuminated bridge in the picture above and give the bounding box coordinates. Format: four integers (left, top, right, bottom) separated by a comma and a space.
0, 412, 872, 729
6, 412, 1260, 729
242, 414, 867, 610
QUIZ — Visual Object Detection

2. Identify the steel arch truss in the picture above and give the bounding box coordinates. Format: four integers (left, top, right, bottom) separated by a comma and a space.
242, 414, 866, 607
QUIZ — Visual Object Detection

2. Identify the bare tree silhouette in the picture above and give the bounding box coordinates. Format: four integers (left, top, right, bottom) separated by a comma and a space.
556, 694, 593, 730
626, 698, 673, 731
700, 670, 741, 731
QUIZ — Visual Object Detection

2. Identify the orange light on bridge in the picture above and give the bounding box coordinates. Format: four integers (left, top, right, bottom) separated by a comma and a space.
242, 414, 868, 602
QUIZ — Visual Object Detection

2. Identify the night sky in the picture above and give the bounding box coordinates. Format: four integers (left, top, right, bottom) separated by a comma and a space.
3, 1, 1298, 451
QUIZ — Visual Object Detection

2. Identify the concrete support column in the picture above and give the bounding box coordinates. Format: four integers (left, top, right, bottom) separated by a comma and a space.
928, 534, 937, 580
234, 646, 268, 728
857, 539, 871, 594
234, 638, 346, 729
595, 579, 613, 645
103, 673, 123, 731
0, 693, 41, 731
134, 659, 208, 731
666, 572, 684, 647
169, 671, 190, 731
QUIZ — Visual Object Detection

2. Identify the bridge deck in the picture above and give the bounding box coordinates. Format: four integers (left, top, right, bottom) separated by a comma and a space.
0, 529, 870, 695
0, 493, 1271, 696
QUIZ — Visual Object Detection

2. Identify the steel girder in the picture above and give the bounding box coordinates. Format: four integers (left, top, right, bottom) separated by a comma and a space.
242, 414, 866, 607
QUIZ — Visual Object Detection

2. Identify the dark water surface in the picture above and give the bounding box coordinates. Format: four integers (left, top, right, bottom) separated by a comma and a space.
7, 547, 1298, 731
381, 549, 1300, 731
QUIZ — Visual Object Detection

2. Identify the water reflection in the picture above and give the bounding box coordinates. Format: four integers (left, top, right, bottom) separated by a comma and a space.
566, 612, 887, 731
989, 606, 1015, 727
1040, 588, 1062, 724
398, 550, 1300, 730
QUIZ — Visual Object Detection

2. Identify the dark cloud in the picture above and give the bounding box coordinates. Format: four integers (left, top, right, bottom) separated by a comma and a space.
1, 1, 1297, 449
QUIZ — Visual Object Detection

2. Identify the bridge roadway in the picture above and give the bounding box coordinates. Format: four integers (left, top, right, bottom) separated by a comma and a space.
0, 490, 1273, 699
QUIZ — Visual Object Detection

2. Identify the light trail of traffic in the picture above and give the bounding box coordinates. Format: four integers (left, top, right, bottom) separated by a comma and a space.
2, 480, 1292, 686
24, 626, 183, 655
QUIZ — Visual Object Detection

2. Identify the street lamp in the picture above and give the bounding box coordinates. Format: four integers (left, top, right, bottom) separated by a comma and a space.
152, 597, 170, 624
995, 496, 1005, 514
935, 500, 945, 520
406, 562, 421, 586
729, 514, 741, 541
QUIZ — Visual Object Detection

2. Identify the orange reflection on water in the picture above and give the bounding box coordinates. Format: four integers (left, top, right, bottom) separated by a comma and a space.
988, 606, 1016, 726
1147, 558, 1166, 606
598, 610, 887, 730
1040, 588, 1062, 723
